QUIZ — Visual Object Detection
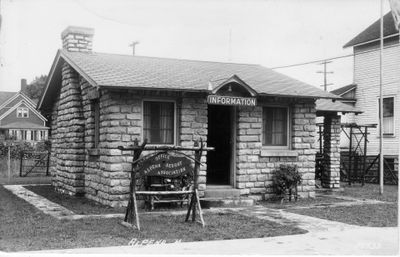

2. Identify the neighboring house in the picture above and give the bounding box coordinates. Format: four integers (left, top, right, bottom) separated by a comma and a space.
39, 26, 345, 207
344, 12, 399, 164
0, 80, 49, 142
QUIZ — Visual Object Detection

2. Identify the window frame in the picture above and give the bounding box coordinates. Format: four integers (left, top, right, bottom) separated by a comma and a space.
378, 95, 396, 137
16, 107, 29, 118
92, 99, 100, 149
142, 99, 177, 145
261, 105, 291, 150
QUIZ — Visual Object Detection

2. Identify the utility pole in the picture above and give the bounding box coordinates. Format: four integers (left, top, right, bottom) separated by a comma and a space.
316, 60, 334, 91
228, 29, 232, 62
129, 41, 140, 56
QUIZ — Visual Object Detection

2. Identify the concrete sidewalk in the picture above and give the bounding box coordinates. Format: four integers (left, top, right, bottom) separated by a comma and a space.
23, 227, 398, 255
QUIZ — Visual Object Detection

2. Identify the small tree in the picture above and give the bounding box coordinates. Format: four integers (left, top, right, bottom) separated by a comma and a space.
272, 165, 302, 202
23, 75, 47, 102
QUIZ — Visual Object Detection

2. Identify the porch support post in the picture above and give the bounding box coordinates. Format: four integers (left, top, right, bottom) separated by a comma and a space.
321, 115, 341, 189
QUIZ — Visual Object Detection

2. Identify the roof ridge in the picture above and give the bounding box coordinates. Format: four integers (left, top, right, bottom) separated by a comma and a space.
62, 49, 262, 67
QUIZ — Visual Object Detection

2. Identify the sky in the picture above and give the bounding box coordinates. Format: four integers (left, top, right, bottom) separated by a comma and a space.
0, 0, 392, 93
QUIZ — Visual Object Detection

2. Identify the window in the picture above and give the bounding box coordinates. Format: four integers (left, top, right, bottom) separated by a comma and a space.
263, 106, 289, 147
20, 130, 27, 140
17, 107, 29, 118
382, 97, 394, 135
40, 130, 47, 140
93, 100, 100, 148
143, 101, 175, 144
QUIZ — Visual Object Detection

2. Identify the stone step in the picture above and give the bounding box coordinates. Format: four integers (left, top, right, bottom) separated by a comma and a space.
200, 197, 255, 208
204, 187, 241, 198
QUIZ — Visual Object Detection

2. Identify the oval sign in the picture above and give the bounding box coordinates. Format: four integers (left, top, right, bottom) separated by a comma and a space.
139, 152, 193, 178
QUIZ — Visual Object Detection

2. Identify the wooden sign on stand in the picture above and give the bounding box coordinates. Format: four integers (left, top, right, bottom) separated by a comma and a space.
118, 139, 213, 230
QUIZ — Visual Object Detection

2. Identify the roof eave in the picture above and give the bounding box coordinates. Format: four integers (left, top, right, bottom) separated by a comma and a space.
100, 85, 210, 94
343, 33, 399, 49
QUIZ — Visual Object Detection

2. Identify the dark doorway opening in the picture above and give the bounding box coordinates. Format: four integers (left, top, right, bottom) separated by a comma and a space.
207, 105, 232, 185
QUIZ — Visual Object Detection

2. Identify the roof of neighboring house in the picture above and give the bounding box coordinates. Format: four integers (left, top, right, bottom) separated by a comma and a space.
0, 91, 17, 106
40, 49, 341, 110
316, 99, 362, 114
344, 12, 399, 48
0, 121, 49, 129
330, 84, 357, 96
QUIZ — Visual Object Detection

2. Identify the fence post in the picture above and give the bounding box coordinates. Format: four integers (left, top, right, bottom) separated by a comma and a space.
8, 145, 11, 183
46, 150, 50, 176
19, 151, 24, 177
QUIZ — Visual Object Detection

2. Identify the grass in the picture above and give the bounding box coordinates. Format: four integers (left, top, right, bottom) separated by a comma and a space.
290, 204, 397, 227
287, 183, 398, 227
0, 185, 306, 252
336, 182, 398, 202
24, 185, 125, 215
259, 195, 349, 210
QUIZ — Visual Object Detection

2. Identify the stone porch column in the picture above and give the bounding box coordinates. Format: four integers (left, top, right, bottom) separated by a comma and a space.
321, 115, 341, 189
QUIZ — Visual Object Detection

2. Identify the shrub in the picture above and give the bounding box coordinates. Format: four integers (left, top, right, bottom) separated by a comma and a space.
271, 164, 302, 202
0, 140, 50, 159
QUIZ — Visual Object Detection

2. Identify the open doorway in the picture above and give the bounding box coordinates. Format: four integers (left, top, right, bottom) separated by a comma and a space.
206, 105, 234, 185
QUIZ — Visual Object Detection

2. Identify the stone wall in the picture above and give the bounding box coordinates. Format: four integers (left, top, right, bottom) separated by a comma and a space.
79, 89, 209, 206
236, 99, 316, 200
179, 96, 208, 195
52, 63, 86, 195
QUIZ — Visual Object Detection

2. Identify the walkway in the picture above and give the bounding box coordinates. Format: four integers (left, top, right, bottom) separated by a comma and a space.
29, 227, 398, 255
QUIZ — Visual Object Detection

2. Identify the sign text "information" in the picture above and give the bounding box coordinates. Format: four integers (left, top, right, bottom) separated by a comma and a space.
207, 95, 257, 106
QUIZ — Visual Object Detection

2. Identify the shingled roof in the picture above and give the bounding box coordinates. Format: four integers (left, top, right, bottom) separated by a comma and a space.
40, 49, 340, 110
0, 91, 17, 106
315, 99, 361, 114
330, 84, 357, 97
344, 12, 399, 48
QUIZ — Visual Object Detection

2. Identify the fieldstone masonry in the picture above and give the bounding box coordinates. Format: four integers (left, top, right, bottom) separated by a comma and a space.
52, 64, 86, 195
321, 115, 341, 188
61, 26, 94, 52
236, 100, 316, 200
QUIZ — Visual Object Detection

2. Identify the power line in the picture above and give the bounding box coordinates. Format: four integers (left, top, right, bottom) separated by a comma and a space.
270, 43, 399, 70
271, 54, 353, 69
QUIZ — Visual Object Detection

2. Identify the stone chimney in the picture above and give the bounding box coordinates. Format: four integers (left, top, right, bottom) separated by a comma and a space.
20, 78, 27, 92
61, 26, 94, 52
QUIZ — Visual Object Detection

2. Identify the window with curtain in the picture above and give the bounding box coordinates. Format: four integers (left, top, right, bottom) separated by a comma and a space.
382, 97, 394, 135
263, 106, 289, 147
143, 101, 175, 144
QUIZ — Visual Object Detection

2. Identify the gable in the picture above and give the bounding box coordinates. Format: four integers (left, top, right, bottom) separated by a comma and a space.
344, 12, 399, 48
0, 92, 40, 118
0, 100, 47, 126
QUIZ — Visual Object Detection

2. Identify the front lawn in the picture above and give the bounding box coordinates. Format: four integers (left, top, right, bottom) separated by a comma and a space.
336, 183, 398, 202
260, 194, 349, 209
0, 185, 306, 252
287, 183, 398, 227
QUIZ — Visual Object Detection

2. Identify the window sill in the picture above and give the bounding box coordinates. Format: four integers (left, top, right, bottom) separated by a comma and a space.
260, 149, 298, 157
376, 134, 396, 138
88, 148, 100, 156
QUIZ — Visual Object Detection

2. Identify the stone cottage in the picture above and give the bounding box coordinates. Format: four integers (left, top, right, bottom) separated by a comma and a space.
38, 26, 342, 207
